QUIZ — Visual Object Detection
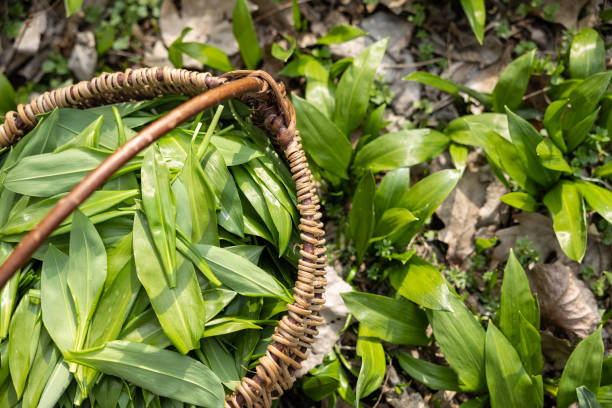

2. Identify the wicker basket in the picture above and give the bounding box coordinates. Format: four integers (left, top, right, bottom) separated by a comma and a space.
0, 68, 327, 408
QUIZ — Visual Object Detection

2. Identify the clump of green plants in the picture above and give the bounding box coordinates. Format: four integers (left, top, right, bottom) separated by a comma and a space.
0, 97, 301, 406
407, 27, 612, 263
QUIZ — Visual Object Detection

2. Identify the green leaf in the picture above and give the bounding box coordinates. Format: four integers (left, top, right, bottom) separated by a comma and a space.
450, 143, 468, 171
0, 72, 16, 115
388, 255, 452, 311
516, 313, 543, 376
500, 192, 539, 212
233, 166, 277, 239
64, 0, 83, 16
563, 72, 612, 134
21, 328, 60, 408
65, 340, 224, 407
569, 28, 606, 79
141, 146, 177, 287
405, 72, 490, 107
355, 325, 385, 401
594, 161, 612, 179
341, 292, 429, 345
302, 55, 335, 118
536, 139, 572, 173
374, 167, 410, 221
543, 180, 587, 262
557, 327, 604, 408
173, 43, 233, 72
393, 169, 462, 245
195, 244, 292, 302
372, 208, 418, 242
120, 309, 171, 349
201, 146, 244, 237
204, 317, 261, 337
566, 107, 600, 152
67, 211, 107, 352
4, 147, 139, 197
202, 288, 237, 322
200, 338, 241, 388
302, 356, 340, 401
233, 0, 262, 69
271, 36, 296, 62
86, 259, 140, 350
317, 25, 368, 45
543, 99, 569, 152
334, 38, 388, 134
55, 115, 103, 152
349, 171, 376, 263
133, 213, 205, 354
499, 250, 539, 345
0, 189, 137, 237
575, 180, 612, 224
353, 129, 450, 172
485, 323, 542, 408
428, 293, 486, 392
492, 50, 534, 113
179, 146, 218, 244
577, 386, 602, 408
596, 385, 612, 407
460, 0, 485, 43
41, 245, 76, 353
0, 244, 18, 339
397, 351, 460, 391
8, 291, 42, 398
37, 361, 71, 408
292, 94, 352, 179
506, 107, 556, 187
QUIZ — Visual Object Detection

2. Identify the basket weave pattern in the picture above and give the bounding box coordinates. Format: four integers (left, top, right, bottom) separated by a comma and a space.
0, 67, 327, 408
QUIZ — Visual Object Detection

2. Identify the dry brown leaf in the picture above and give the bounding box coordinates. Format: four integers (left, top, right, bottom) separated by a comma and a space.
492, 212, 565, 266
530, 262, 601, 338
541, 0, 589, 28
541, 330, 573, 371
437, 152, 508, 265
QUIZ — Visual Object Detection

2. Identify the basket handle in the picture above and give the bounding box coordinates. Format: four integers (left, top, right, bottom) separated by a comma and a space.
0, 68, 326, 408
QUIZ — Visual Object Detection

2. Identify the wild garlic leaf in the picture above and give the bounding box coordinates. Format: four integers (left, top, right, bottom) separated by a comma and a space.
21, 328, 60, 408
341, 292, 428, 345
388, 255, 452, 311
66, 211, 107, 352
132, 212, 205, 354
557, 328, 604, 408
8, 290, 42, 398
334, 38, 387, 135
427, 293, 486, 392
349, 171, 375, 263
54, 115, 103, 152
485, 323, 542, 408
355, 324, 385, 402
0, 243, 18, 339
178, 146, 218, 245
543, 181, 587, 262
141, 146, 178, 287
0, 189, 138, 237
4, 148, 141, 197
41, 245, 76, 353
195, 244, 292, 302
397, 351, 460, 391
64, 340, 225, 407
201, 146, 244, 237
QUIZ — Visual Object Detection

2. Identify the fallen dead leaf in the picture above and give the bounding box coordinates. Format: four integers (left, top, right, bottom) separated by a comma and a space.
541, 0, 589, 28
541, 330, 573, 371
530, 262, 601, 338
437, 152, 508, 266
492, 212, 565, 267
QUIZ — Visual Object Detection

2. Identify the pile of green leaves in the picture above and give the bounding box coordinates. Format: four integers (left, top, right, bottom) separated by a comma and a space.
0, 97, 302, 407
407, 28, 612, 263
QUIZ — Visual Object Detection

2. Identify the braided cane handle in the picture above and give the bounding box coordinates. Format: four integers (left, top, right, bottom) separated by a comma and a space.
0, 67, 327, 408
